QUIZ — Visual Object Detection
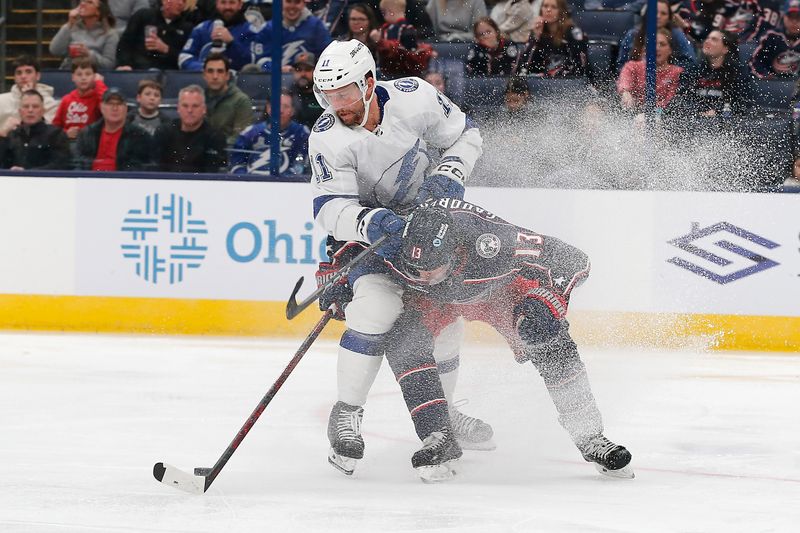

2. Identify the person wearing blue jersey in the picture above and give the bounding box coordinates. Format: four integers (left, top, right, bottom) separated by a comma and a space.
230, 90, 310, 176
178, 0, 260, 71
255, 0, 333, 72
749, 0, 800, 77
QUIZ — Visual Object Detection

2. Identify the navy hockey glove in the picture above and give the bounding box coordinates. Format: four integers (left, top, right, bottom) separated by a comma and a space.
364, 208, 405, 259
316, 262, 351, 320
415, 158, 466, 203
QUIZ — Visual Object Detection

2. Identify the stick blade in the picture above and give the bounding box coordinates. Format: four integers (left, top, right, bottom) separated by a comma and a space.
153, 462, 207, 494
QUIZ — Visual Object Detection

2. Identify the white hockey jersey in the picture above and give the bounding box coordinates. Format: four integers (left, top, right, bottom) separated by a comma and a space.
309, 77, 482, 244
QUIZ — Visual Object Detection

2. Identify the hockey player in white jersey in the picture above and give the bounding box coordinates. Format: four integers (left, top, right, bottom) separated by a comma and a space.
309, 39, 490, 475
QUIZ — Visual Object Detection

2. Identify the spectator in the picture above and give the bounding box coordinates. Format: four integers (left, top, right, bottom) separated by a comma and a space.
49, 0, 120, 70
202, 53, 254, 144
289, 52, 325, 128
371, 0, 434, 78
340, 3, 380, 60
678, 0, 730, 43
405, 0, 437, 41
0, 90, 71, 171
52, 58, 108, 141
128, 79, 165, 134
116, 0, 196, 70
230, 90, 310, 176
749, 1, 800, 79
153, 85, 226, 172
679, 30, 753, 117
308, 0, 351, 37
426, 0, 487, 42
466, 16, 520, 76
0, 56, 60, 137
617, 0, 696, 72
515, 0, 588, 77
424, 69, 448, 94
723, 0, 782, 43
490, 0, 539, 44
256, 0, 333, 72
617, 28, 684, 112
179, 0, 260, 71
111, 0, 151, 32
503, 74, 534, 117
75, 87, 152, 170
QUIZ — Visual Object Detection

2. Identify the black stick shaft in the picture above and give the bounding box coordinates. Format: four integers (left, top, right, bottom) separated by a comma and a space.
203, 309, 334, 491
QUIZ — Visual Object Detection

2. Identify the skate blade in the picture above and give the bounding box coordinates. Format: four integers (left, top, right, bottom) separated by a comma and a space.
593, 462, 635, 479
416, 460, 458, 483
328, 449, 357, 476
457, 438, 496, 451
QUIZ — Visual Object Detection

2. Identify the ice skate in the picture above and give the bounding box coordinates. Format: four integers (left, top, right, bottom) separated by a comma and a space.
412, 429, 463, 483
327, 401, 364, 476
449, 401, 496, 451
577, 434, 634, 479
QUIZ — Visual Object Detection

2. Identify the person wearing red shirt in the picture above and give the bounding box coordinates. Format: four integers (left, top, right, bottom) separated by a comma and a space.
51, 57, 107, 140
617, 28, 684, 112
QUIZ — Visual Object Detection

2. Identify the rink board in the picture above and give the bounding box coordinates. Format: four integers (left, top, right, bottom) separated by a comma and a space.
0, 177, 798, 350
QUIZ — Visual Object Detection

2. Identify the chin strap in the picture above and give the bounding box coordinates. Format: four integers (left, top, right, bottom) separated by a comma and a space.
358, 84, 376, 128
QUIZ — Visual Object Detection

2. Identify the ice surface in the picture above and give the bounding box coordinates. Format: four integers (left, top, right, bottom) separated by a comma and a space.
1, 331, 798, 532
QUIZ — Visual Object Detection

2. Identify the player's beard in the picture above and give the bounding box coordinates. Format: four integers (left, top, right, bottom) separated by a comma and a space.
336, 106, 364, 127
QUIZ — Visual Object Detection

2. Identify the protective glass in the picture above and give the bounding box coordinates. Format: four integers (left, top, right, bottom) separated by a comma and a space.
320, 82, 364, 111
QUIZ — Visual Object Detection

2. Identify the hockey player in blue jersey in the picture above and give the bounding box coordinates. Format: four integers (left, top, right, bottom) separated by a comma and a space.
230, 90, 310, 176
255, 0, 333, 72
749, 0, 800, 77
179, 0, 260, 71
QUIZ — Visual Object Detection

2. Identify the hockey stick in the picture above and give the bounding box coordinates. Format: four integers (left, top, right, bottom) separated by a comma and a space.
285, 234, 387, 320
153, 308, 334, 494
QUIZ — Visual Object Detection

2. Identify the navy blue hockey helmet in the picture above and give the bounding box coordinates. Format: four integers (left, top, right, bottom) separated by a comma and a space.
398, 205, 458, 285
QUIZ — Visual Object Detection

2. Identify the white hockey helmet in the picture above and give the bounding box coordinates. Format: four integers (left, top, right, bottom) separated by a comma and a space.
313, 39, 376, 110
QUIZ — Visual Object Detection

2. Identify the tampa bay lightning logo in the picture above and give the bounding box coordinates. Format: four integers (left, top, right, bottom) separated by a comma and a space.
313, 113, 335, 133
394, 78, 419, 92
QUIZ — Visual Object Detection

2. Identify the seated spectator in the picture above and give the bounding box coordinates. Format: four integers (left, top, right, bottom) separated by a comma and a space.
129, 79, 165, 135
0, 90, 71, 171
515, 0, 588, 77
617, 0, 696, 72
52, 58, 108, 141
424, 69, 448, 94
0, 56, 60, 138
618, 28, 684, 112
723, 0, 781, 43
406, 0, 437, 41
371, 0, 434, 78
75, 88, 152, 170
749, 1, 800, 79
678, 30, 753, 117
678, 0, 729, 43
179, 0, 260, 71
256, 0, 333, 72
490, 0, 538, 44
230, 90, 310, 176
503, 74, 534, 117
153, 85, 227, 172
466, 16, 520, 77
202, 53, 254, 144
289, 52, 324, 128
110, 0, 150, 32
340, 3, 380, 60
426, 0, 487, 42
116, 0, 196, 70
308, 0, 351, 38
49, 0, 120, 71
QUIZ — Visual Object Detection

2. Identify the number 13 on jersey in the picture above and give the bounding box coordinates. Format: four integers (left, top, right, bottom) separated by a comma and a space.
514, 232, 543, 258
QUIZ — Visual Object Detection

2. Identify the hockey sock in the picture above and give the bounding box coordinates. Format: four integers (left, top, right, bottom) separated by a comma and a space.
337, 329, 384, 406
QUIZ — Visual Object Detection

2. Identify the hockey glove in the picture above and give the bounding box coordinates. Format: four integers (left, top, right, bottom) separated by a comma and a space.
415, 158, 467, 204
364, 208, 405, 259
316, 262, 352, 320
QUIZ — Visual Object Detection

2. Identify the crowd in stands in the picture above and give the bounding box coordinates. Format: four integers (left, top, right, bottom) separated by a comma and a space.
0, 0, 799, 187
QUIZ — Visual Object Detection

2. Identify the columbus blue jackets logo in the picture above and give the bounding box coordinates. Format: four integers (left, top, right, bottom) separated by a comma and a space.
476, 233, 501, 258
394, 78, 419, 92
313, 113, 335, 133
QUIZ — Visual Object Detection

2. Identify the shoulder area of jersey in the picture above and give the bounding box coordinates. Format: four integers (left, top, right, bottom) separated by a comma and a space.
422, 198, 500, 221
385, 77, 433, 96
311, 112, 338, 134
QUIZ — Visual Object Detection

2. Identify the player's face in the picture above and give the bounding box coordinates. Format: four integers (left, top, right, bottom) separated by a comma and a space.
540, 0, 560, 24
475, 22, 499, 50
72, 67, 95, 93
137, 87, 162, 113
19, 94, 44, 125
14, 65, 39, 91
412, 260, 453, 286
323, 82, 366, 126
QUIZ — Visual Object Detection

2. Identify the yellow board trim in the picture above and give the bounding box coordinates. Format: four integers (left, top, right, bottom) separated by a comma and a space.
0, 294, 797, 352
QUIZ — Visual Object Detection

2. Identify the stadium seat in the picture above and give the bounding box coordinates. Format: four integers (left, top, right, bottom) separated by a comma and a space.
103, 70, 163, 101
430, 41, 473, 62
526, 76, 592, 99
739, 41, 758, 66
461, 76, 507, 110
161, 70, 204, 100
573, 10, 637, 43
751, 79, 795, 113
235, 72, 294, 101
39, 69, 74, 98
587, 41, 615, 83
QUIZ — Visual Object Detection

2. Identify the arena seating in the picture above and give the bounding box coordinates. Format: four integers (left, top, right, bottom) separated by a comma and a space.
573, 10, 637, 43
751, 79, 795, 114
39, 70, 74, 98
